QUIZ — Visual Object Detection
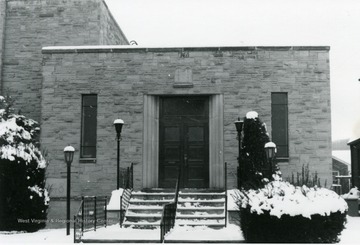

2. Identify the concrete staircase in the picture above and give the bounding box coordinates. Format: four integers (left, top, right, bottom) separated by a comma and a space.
177, 189, 226, 228
123, 189, 174, 229
123, 189, 226, 229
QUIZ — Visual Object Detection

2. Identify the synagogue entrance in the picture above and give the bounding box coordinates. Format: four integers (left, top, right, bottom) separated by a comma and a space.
159, 96, 209, 188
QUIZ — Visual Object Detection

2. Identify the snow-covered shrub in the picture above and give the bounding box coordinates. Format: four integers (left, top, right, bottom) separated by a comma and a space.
237, 180, 348, 243
341, 187, 360, 200
0, 95, 49, 232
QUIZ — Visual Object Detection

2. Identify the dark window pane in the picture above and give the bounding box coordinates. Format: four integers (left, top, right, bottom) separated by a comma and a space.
271, 93, 288, 157
81, 95, 97, 158
188, 127, 204, 142
83, 95, 97, 106
164, 127, 180, 142
271, 93, 288, 105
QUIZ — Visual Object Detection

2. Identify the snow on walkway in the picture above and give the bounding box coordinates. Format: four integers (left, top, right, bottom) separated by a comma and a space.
339, 216, 360, 244
165, 224, 243, 241
1, 216, 359, 244
82, 225, 160, 241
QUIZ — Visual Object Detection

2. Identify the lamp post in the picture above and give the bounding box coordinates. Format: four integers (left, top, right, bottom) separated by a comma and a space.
264, 142, 276, 179
234, 118, 244, 188
64, 145, 75, 236
114, 119, 124, 190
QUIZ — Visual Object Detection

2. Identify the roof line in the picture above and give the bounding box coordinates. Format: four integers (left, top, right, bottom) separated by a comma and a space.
42, 45, 330, 54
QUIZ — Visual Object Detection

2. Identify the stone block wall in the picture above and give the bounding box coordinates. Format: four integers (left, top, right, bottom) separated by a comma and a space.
0, 0, 6, 90
41, 46, 332, 197
99, 1, 128, 45
0, 0, 128, 122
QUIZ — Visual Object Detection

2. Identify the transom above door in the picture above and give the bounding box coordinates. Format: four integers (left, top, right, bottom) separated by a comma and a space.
159, 96, 209, 188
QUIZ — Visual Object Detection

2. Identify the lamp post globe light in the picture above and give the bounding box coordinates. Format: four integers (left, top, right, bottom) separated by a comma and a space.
264, 142, 277, 179
234, 118, 244, 188
114, 119, 124, 190
64, 145, 75, 236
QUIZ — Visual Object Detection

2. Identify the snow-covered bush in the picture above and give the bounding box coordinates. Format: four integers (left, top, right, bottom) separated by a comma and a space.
237, 180, 348, 243
0, 95, 49, 232
341, 187, 360, 200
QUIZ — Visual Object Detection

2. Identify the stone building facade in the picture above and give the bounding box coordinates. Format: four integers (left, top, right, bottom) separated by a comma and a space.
0, 0, 128, 122
0, 0, 332, 198
41, 46, 332, 196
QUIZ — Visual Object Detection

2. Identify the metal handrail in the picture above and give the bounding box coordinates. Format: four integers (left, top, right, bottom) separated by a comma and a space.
74, 196, 107, 243
74, 198, 84, 243
119, 163, 134, 227
174, 166, 181, 204
224, 162, 228, 227
160, 166, 182, 242
120, 189, 132, 227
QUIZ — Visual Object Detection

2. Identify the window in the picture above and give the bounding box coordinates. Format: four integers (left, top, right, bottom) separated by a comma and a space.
332, 171, 340, 184
271, 93, 288, 158
81, 94, 97, 158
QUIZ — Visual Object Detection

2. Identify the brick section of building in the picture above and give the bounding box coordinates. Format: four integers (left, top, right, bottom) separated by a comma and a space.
41, 46, 332, 197
0, 0, 128, 122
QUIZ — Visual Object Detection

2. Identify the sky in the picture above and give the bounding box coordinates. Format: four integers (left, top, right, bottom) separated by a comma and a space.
105, 0, 360, 141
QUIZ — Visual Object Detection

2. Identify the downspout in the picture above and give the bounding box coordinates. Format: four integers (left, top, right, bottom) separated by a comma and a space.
0, 0, 7, 95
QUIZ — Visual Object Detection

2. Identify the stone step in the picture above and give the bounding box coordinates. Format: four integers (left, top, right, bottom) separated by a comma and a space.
124, 215, 162, 224
178, 201, 225, 208
141, 188, 175, 193
176, 219, 226, 228
177, 207, 225, 215
180, 189, 226, 193
129, 199, 174, 206
179, 192, 225, 200
126, 213, 163, 218
131, 191, 175, 200
176, 214, 225, 219
122, 221, 160, 229
127, 207, 163, 215
178, 197, 225, 203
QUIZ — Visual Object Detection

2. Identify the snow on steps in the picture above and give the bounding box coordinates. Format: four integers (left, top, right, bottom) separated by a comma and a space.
176, 190, 226, 228
123, 189, 175, 229
122, 189, 227, 229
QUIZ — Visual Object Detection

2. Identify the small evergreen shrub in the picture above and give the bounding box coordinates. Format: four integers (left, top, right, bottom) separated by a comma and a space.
0, 95, 49, 232
287, 164, 327, 188
239, 111, 275, 190
237, 180, 348, 243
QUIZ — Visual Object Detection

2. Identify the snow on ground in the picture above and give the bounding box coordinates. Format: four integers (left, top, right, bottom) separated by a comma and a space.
340, 216, 360, 244
165, 224, 243, 241
83, 225, 160, 241
1, 216, 359, 243
0, 228, 72, 244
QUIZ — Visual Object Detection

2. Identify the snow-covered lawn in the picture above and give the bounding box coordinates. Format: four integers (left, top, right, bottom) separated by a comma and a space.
0, 228, 72, 244
1, 216, 359, 244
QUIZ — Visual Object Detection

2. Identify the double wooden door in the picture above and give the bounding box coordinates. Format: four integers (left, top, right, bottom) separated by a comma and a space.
159, 96, 209, 188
